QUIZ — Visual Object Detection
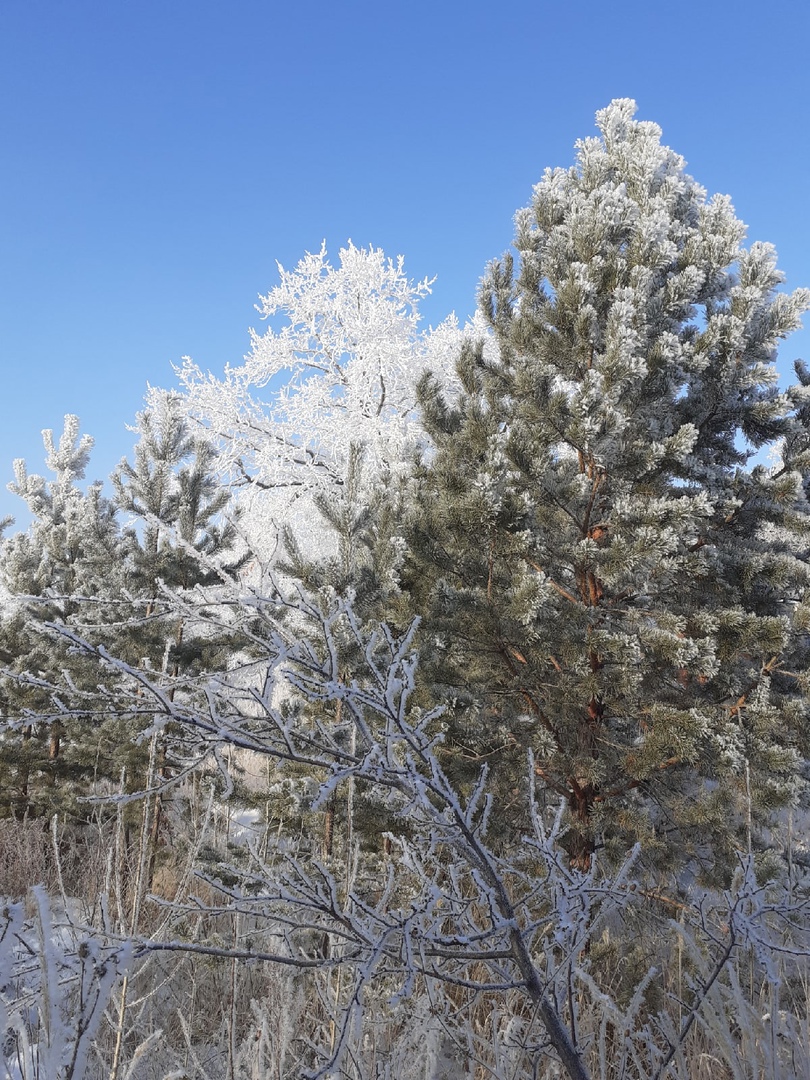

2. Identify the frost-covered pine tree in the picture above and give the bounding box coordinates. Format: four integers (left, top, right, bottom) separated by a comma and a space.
0, 417, 125, 818
113, 387, 243, 612
407, 99, 810, 874
0, 396, 243, 824
110, 389, 248, 860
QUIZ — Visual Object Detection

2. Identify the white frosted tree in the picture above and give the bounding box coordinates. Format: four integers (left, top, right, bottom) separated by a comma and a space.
176, 242, 478, 558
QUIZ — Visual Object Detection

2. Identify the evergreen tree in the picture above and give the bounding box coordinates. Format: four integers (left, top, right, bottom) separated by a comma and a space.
0, 396, 243, 826
272, 445, 409, 856
112, 388, 242, 667
109, 389, 248, 858
0, 417, 126, 818
406, 100, 810, 874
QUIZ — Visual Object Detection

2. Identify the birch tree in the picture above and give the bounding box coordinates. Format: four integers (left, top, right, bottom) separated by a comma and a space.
176, 242, 475, 559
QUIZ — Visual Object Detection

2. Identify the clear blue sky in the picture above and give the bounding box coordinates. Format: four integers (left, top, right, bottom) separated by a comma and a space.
2, 0, 809, 524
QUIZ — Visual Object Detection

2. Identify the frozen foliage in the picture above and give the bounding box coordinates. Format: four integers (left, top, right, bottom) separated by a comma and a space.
4, 416, 116, 605
176, 243, 477, 556
409, 97, 810, 870
0, 888, 130, 1080
39, 569, 810, 1079
2, 101, 810, 1080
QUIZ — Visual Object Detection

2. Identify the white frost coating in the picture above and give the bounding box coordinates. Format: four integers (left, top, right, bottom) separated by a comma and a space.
0, 889, 130, 1080
177, 243, 486, 558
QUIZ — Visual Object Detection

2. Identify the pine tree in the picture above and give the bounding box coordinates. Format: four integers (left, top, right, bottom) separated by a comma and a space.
112, 388, 241, 656
110, 389, 247, 863
406, 100, 810, 875
0, 396, 244, 827
272, 445, 409, 857
0, 417, 127, 818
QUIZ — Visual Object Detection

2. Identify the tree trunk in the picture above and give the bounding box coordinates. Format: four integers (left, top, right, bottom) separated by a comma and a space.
322, 792, 336, 858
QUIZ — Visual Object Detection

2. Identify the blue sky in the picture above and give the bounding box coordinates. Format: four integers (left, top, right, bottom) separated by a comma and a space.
1, 0, 809, 524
